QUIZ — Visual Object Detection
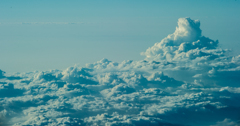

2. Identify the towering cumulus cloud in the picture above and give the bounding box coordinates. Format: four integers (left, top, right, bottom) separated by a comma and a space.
0, 18, 240, 126
142, 18, 219, 63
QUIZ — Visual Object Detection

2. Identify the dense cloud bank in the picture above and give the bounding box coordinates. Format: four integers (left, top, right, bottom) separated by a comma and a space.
1, 18, 240, 126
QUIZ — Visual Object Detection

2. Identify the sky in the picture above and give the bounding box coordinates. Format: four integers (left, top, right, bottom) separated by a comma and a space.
0, 0, 240, 73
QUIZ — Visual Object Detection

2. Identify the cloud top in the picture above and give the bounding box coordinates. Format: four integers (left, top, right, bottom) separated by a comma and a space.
142, 17, 219, 62
173, 18, 201, 43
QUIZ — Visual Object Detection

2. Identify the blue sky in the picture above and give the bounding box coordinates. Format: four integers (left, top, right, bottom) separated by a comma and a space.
0, 0, 240, 73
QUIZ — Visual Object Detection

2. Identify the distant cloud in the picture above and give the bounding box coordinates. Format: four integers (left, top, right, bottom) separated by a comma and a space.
210, 118, 239, 126
0, 22, 84, 25
0, 70, 5, 79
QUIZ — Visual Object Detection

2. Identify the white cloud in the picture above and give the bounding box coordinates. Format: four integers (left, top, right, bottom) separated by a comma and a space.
210, 118, 239, 126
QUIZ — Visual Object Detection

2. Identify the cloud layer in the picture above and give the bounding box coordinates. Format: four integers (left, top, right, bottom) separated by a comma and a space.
0, 17, 240, 126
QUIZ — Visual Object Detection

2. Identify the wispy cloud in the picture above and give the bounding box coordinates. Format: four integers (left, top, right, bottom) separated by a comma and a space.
0, 22, 84, 25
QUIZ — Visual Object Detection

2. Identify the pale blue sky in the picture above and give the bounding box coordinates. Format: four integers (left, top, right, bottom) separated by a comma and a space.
1, 0, 240, 73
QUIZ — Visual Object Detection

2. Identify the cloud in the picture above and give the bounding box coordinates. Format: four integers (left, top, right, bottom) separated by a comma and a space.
0, 22, 84, 25
101, 83, 136, 98
140, 18, 225, 79
0, 17, 240, 126
0, 83, 25, 98
210, 118, 239, 126
0, 70, 5, 79
142, 17, 218, 59
21, 22, 84, 25
0, 69, 22, 80
83, 112, 185, 126
61, 67, 98, 84
147, 71, 183, 88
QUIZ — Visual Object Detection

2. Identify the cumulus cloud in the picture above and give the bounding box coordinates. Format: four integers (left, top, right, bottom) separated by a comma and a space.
142, 18, 219, 61
61, 67, 97, 84
0, 17, 240, 126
